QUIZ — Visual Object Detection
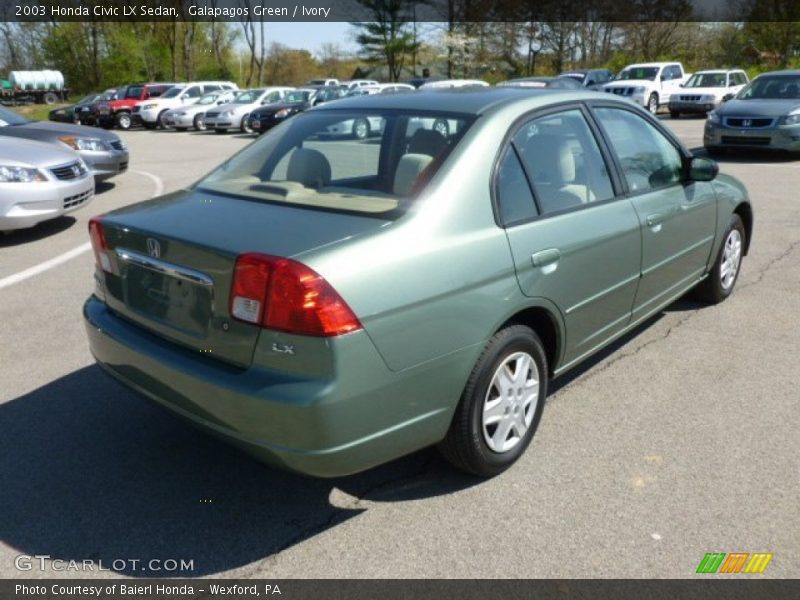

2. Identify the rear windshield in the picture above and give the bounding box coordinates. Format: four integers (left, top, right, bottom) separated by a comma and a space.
738, 75, 800, 99
197, 109, 474, 215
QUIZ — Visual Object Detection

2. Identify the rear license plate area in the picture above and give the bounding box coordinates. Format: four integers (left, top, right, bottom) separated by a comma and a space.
124, 265, 212, 336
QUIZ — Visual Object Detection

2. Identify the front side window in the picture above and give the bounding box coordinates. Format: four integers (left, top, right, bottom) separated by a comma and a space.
183, 86, 202, 99
593, 107, 683, 194
512, 109, 615, 215
125, 85, 144, 99
197, 110, 474, 215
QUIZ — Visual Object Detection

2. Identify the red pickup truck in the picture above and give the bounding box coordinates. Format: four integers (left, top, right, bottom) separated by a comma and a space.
95, 82, 176, 130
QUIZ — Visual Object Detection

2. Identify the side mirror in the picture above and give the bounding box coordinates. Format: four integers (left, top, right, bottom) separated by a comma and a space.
722, 93, 734, 103
660, 74, 667, 81
689, 156, 719, 181
586, 80, 595, 86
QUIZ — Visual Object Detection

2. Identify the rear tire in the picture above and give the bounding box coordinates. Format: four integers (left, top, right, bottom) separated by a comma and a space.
696, 214, 745, 304
438, 325, 548, 477
43, 92, 58, 105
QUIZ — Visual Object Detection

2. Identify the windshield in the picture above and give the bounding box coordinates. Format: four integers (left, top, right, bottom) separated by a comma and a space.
161, 87, 184, 99
307, 80, 328, 86
78, 94, 98, 104
0, 106, 30, 126
102, 90, 117, 100
685, 73, 727, 88
125, 85, 143, 99
284, 90, 312, 103
234, 90, 265, 104
618, 67, 659, 81
197, 109, 475, 214
737, 75, 800, 100
197, 93, 219, 105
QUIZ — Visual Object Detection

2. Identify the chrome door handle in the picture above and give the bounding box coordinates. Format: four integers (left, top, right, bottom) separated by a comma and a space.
531, 248, 561, 268
646, 213, 667, 227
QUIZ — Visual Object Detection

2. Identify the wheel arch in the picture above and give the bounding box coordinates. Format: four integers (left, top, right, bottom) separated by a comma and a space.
734, 201, 753, 255
498, 303, 564, 377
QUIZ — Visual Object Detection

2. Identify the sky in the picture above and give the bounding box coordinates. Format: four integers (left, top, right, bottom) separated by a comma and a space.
260, 22, 358, 55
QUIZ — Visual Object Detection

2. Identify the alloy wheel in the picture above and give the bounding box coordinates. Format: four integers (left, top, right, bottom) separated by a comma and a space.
720, 229, 742, 291
482, 351, 539, 453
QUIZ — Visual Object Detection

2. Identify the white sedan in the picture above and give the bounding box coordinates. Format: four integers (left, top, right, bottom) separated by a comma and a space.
0, 137, 94, 231
205, 87, 294, 133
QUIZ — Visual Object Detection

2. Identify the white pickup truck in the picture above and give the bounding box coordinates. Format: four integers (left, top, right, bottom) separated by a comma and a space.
602, 62, 689, 114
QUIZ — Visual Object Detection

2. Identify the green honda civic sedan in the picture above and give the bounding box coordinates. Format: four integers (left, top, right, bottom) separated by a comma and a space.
84, 89, 753, 477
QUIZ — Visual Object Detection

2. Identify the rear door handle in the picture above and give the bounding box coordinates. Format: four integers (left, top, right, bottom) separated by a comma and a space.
531, 248, 561, 268
646, 212, 667, 227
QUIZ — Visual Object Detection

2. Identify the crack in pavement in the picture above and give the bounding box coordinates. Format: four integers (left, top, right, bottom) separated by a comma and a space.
737, 239, 800, 292
552, 239, 800, 395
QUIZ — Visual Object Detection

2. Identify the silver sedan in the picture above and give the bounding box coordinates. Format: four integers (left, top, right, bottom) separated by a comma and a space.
0, 106, 128, 182
0, 137, 95, 231
162, 90, 239, 131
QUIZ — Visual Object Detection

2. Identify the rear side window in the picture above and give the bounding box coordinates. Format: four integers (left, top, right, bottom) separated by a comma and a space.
496, 148, 537, 225
593, 107, 683, 193
184, 86, 202, 99
513, 109, 614, 215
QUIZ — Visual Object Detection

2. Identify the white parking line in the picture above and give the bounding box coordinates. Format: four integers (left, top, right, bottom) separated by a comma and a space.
0, 169, 164, 290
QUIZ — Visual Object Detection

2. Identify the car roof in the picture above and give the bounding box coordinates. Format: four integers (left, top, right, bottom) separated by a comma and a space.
313, 87, 612, 116
755, 69, 800, 76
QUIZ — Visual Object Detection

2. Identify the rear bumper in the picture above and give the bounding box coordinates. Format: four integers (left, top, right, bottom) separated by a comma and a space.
83, 297, 456, 477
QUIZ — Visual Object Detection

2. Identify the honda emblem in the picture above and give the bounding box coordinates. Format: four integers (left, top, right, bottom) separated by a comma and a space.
146, 238, 161, 258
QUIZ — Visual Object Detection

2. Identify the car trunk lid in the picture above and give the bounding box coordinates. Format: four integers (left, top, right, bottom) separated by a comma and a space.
98, 189, 391, 367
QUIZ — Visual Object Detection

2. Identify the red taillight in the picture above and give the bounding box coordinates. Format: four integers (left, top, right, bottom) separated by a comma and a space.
88, 217, 112, 273
230, 253, 362, 337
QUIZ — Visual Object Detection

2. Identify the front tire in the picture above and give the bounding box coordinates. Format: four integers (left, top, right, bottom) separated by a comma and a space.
352, 118, 369, 140
193, 114, 206, 131
241, 113, 253, 133
647, 93, 659, 115
696, 214, 745, 304
115, 112, 132, 130
438, 325, 547, 477
156, 110, 169, 129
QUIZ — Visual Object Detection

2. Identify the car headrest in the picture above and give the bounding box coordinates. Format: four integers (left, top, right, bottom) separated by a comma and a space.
520, 134, 575, 184
408, 128, 448, 157
393, 153, 433, 196
286, 147, 331, 188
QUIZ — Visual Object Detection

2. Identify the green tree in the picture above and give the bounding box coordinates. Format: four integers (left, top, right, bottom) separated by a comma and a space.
352, 0, 420, 82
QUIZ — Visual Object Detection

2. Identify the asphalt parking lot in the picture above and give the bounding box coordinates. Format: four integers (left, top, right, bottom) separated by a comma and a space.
0, 117, 797, 579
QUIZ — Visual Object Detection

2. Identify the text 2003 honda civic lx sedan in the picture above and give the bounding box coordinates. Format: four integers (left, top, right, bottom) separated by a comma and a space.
84, 89, 753, 477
